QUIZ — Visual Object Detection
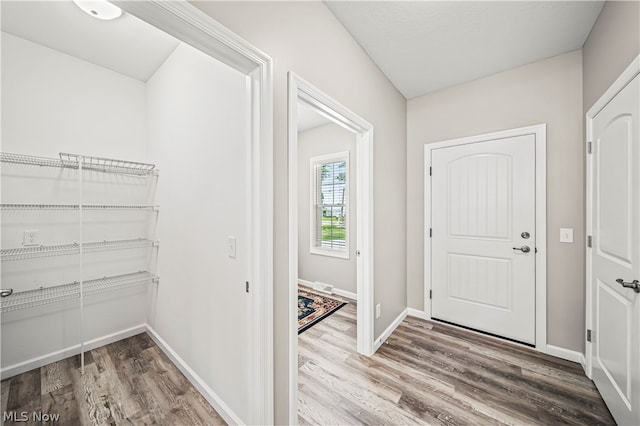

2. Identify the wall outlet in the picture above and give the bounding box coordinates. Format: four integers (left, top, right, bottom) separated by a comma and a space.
375, 303, 381, 319
23, 230, 40, 247
560, 228, 574, 243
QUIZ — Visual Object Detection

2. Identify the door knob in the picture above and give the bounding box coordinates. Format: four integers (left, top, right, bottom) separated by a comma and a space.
616, 279, 640, 293
513, 246, 531, 253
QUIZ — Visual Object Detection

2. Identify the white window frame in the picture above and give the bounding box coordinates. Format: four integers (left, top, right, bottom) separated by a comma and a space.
309, 151, 350, 259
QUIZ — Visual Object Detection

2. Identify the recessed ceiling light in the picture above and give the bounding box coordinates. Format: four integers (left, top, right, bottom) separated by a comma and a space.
73, 0, 122, 21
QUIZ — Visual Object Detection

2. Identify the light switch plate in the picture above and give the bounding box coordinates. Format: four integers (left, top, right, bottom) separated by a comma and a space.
560, 228, 573, 243
375, 303, 381, 319
227, 236, 236, 258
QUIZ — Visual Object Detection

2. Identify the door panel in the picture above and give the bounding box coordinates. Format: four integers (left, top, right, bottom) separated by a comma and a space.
432, 134, 536, 344
448, 154, 511, 240
597, 113, 633, 265
591, 73, 640, 425
448, 253, 511, 309
597, 280, 631, 407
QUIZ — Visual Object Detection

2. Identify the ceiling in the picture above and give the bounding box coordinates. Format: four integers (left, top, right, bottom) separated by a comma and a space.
298, 101, 332, 132
1, 1, 179, 82
325, 1, 605, 99
1, 1, 605, 97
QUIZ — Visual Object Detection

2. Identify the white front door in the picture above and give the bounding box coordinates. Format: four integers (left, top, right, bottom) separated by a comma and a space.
590, 73, 640, 426
431, 134, 536, 344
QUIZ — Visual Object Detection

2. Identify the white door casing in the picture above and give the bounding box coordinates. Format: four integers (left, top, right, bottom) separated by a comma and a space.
431, 135, 536, 344
288, 72, 375, 425
424, 124, 547, 351
587, 59, 640, 426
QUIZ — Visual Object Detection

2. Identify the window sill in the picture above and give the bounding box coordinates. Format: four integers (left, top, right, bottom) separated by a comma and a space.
309, 248, 350, 260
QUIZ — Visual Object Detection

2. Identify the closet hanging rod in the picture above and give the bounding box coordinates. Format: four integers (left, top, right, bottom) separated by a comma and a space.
1, 238, 159, 262
0, 271, 159, 314
0, 204, 159, 210
0, 152, 157, 176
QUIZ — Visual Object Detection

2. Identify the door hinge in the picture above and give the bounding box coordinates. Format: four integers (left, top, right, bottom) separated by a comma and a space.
429, 228, 432, 238
587, 141, 592, 154
429, 166, 432, 176
246, 281, 249, 293
587, 235, 592, 248
587, 329, 592, 342
429, 289, 432, 299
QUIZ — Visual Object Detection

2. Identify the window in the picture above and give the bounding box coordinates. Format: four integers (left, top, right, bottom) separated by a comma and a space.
310, 152, 349, 258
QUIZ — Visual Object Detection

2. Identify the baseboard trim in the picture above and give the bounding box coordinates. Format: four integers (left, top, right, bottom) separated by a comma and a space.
333, 288, 357, 300
407, 308, 429, 320
298, 278, 314, 289
145, 325, 243, 426
298, 278, 356, 300
545, 344, 586, 366
0, 324, 146, 380
374, 308, 408, 351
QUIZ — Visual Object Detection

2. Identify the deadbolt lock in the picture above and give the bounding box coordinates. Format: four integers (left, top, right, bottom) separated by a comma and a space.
521, 232, 530, 239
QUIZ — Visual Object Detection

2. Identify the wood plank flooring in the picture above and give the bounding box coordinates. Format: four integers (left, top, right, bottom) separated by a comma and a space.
298, 300, 616, 425
1, 333, 226, 426
1, 307, 617, 426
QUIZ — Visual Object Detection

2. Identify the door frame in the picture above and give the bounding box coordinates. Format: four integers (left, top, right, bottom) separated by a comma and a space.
424, 124, 547, 352
114, 2, 274, 424
288, 72, 375, 424
585, 55, 640, 378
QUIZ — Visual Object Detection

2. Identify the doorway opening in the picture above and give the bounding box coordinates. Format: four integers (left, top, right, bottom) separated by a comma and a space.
288, 72, 374, 424
0, 2, 273, 424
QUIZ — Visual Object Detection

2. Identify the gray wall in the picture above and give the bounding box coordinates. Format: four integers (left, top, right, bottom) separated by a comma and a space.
407, 51, 584, 352
583, 1, 640, 111
147, 43, 252, 421
298, 123, 357, 294
192, 2, 408, 423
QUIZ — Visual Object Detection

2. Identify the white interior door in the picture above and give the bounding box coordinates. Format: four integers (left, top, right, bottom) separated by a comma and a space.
591, 73, 640, 426
431, 135, 536, 344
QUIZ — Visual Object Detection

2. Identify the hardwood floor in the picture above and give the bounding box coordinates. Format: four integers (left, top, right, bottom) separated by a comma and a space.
298, 300, 616, 425
1, 307, 617, 426
1, 333, 226, 426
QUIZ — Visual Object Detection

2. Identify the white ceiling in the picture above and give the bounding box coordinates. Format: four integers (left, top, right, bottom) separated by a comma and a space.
298, 101, 332, 132
1, 1, 605, 97
1, 1, 179, 82
325, 1, 605, 99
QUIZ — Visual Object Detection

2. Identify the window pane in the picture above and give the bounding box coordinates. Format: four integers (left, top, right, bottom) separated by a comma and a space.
316, 159, 346, 251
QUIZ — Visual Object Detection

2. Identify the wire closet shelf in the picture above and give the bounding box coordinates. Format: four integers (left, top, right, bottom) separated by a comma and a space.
0, 272, 159, 313
0, 152, 156, 176
0, 204, 158, 210
1, 238, 159, 262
